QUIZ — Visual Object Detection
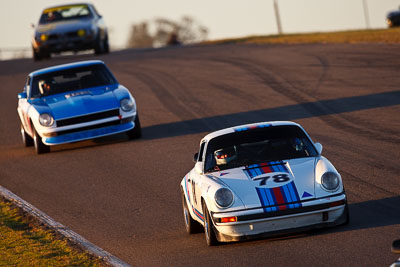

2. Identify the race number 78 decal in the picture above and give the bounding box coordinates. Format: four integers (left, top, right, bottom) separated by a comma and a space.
252, 174, 290, 186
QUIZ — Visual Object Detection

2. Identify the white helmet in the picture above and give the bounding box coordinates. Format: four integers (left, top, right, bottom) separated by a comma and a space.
214, 146, 237, 165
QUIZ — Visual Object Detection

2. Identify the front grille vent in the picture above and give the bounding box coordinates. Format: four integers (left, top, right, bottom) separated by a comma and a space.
56, 108, 120, 127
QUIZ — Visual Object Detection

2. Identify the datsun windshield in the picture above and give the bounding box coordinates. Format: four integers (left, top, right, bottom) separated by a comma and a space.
204, 125, 318, 173
39, 5, 92, 24
30, 64, 117, 98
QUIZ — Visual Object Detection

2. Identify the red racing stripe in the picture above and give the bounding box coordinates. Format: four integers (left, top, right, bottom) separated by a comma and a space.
272, 187, 287, 210
261, 165, 273, 174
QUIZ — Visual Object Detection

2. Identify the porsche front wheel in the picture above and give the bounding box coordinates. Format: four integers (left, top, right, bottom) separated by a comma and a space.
33, 128, 50, 154
203, 203, 219, 246
181, 190, 202, 234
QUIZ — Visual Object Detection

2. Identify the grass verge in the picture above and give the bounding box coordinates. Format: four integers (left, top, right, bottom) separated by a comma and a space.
205, 28, 400, 45
0, 200, 103, 266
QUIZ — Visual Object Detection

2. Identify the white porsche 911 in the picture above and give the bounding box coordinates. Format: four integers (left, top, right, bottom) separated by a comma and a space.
180, 121, 349, 246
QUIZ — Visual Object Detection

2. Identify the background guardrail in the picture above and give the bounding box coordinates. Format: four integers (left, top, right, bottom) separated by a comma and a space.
0, 47, 31, 60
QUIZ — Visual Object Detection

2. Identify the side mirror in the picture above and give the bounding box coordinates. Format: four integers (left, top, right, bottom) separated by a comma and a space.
314, 142, 323, 155
194, 162, 203, 174
18, 92, 27, 99
392, 239, 400, 254
193, 152, 199, 162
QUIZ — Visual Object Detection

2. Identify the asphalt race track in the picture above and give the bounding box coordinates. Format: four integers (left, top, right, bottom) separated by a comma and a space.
0, 43, 399, 266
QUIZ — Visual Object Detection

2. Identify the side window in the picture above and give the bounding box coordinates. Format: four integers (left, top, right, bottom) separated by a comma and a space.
25, 76, 31, 92
198, 142, 206, 162
25, 76, 31, 97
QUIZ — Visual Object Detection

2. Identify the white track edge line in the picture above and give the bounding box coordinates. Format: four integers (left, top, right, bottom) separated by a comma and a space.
0, 185, 131, 267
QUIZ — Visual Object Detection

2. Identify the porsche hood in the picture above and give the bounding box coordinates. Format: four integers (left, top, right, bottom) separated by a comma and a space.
213, 158, 316, 210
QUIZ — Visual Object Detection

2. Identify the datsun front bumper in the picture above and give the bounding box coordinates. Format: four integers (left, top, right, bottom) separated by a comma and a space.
42, 117, 135, 145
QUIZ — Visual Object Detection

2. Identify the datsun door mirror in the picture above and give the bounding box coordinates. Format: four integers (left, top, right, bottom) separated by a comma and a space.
314, 142, 323, 155
194, 162, 203, 174
18, 92, 27, 99
393, 239, 400, 253
193, 152, 199, 162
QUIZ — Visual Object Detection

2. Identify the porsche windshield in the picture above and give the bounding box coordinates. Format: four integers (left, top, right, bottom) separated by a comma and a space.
204, 125, 318, 173
30, 64, 117, 98
39, 5, 92, 24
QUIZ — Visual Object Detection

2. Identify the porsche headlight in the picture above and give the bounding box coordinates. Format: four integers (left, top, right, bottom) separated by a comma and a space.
321, 172, 339, 191
39, 113, 54, 127
214, 188, 234, 208
120, 98, 135, 112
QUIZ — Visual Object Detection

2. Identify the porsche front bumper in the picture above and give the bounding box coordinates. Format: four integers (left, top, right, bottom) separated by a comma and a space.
212, 193, 348, 242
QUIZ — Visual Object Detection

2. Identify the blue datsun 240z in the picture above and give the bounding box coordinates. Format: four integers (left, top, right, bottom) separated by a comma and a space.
17, 60, 141, 154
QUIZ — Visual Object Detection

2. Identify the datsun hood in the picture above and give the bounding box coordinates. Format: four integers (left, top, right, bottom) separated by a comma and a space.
214, 158, 316, 209
36, 19, 93, 34
31, 86, 120, 120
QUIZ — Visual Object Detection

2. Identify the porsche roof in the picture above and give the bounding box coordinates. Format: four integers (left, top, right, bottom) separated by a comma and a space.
201, 121, 301, 142
29, 60, 105, 76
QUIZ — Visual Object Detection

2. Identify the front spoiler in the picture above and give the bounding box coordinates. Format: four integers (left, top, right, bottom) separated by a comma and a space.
211, 194, 349, 243
43, 120, 135, 145
215, 204, 348, 242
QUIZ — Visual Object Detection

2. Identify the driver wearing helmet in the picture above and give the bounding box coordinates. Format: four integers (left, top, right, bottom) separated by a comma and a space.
214, 146, 237, 165
38, 80, 51, 95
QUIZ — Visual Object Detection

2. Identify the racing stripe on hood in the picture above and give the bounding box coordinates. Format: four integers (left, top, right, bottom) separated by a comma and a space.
256, 181, 302, 213
234, 123, 272, 132
243, 161, 288, 178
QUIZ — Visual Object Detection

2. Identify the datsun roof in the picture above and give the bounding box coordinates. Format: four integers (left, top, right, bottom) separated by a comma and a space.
29, 60, 105, 77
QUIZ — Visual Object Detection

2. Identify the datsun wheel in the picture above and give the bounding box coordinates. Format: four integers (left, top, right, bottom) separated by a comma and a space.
33, 128, 50, 154
127, 114, 142, 139
21, 123, 33, 147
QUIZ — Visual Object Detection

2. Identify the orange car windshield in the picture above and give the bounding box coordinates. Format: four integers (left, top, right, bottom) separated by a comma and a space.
39, 5, 91, 24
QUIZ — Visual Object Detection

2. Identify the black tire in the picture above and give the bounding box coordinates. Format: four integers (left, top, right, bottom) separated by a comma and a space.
203, 203, 219, 246
21, 123, 33, 147
103, 35, 110, 54
33, 49, 50, 61
342, 204, 350, 226
33, 49, 42, 61
94, 35, 104, 55
181, 189, 202, 234
127, 114, 142, 139
33, 128, 50, 154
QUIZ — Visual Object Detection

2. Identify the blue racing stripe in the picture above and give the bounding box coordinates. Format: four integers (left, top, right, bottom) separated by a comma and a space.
287, 182, 298, 202
291, 182, 301, 201
249, 168, 257, 178
255, 167, 263, 176
280, 185, 289, 203
256, 188, 268, 207
282, 184, 293, 203
265, 188, 277, 206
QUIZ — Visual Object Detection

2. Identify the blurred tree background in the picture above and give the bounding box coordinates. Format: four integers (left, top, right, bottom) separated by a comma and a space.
126, 16, 208, 48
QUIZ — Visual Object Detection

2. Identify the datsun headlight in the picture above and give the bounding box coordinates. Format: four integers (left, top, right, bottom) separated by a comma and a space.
77, 29, 85, 37
214, 188, 234, 208
120, 98, 135, 112
40, 33, 48, 42
321, 172, 339, 191
39, 113, 54, 127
